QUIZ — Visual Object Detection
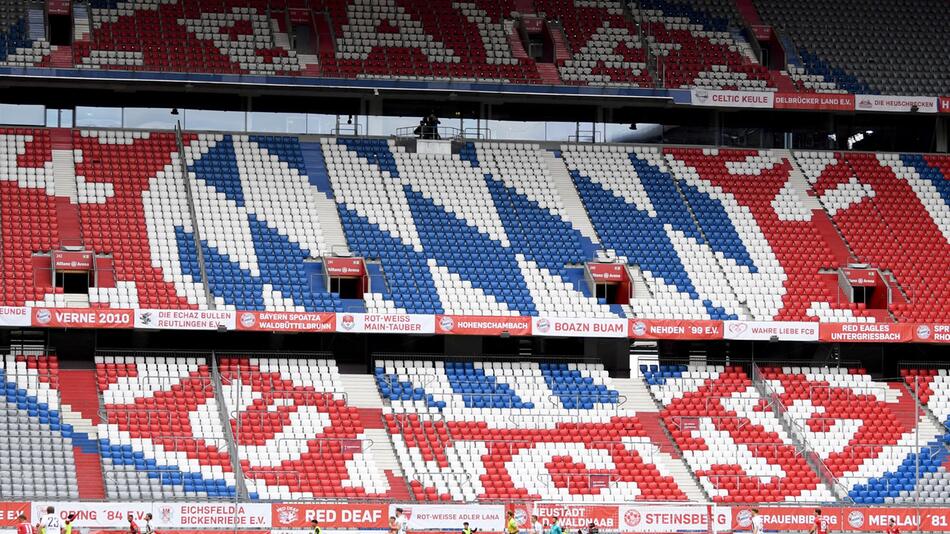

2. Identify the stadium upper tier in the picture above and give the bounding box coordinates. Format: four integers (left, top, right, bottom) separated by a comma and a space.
0, 0, 947, 95
1, 127, 947, 323
6, 353, 950, 504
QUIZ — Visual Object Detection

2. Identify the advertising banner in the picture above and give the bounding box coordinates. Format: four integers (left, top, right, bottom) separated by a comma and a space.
587, 263, 627, 282
336, 313, 435, 334
691, 89, 774, 109
732, 507, 836, 532
34, 503, 271, 529
52, 250, 93, 271
855, 95, 938, 113
819, 322, 914, 343
434, 315, 532, 336
532, 317, 628, 338
32, 308, 134, 329
235, 311, 334, 332
532, 504, 620, 531
324, 257, 365, 277
390, 504, 504, 532
135, 309, 236, 331
629, 319, 723, 340
619, 505, 730, 533
732, 506, 950, 532
723, 320, 819, 341
940, 96, 950, 114
271, 503, 388, 529
0, 502, 30, 526
774, 93, 855, 111
912, 323, 950, 344
0, 307, 30, 327
842, 268, 877, 287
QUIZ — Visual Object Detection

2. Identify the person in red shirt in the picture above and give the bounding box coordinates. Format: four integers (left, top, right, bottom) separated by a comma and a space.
17, 513, 34, 534
885, 519, 900, 534
128, 513, 140, 534
810, 509, 829, 534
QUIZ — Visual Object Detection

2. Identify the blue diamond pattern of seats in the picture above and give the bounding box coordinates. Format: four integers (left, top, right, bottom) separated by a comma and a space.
640, 364, 687, 386
373, 368, 444, 409
540, 363, 620, 409
445, 362, 532, 409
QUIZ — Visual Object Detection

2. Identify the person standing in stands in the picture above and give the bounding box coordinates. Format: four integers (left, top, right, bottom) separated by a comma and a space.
39, 507, 62, 534
17, 513, 34, 534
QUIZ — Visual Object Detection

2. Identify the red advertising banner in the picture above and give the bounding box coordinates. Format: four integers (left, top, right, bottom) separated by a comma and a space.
32, 308, 134, 328
271, 503, 388, 529
732, 507, 950, 532
53, 250, 93, 270
941, 96, 950, 114
913, 323, 950, 343
324, 257, 365, 277
843, 268, 877, 287
236, 311, 335, 332
434, 315, 532, 336
819, 322, 914, 342
47, 0, 70, 16
750, 25, 772, 40
531, 504, 620, 531
0, 502, 30, 526
587, 263, 627, 282
629, 319, 723, 340
774, 93, 855, 111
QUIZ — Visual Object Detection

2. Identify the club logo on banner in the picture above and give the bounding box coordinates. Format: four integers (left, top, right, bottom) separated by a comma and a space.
532, 317, 628, 338
233, 311, 333, 332
723, 321, 818, 341
388, 504, 504, 531
336, 313, 435, 334
135, 309, 236, 331
271, 503, 388, 528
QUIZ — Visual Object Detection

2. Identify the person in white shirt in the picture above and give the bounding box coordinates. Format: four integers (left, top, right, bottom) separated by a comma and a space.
751, 509, 764, 534
39, 507, 63, 534
394, 508, 409, 534
532, 516, 544, 534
